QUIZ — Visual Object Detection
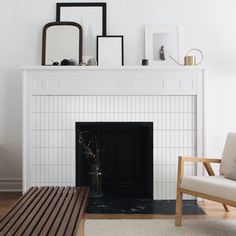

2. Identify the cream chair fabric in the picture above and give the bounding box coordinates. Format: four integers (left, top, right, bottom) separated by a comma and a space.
220, 132, 236, 175
224, 160, 236, 180
181, 175, 236, 202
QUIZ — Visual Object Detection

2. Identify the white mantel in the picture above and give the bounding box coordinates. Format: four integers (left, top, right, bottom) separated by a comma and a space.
22, 66, 205, 199
22, 66, 204, 95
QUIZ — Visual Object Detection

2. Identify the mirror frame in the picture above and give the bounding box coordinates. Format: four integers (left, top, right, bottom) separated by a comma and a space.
42, 21, 83, 65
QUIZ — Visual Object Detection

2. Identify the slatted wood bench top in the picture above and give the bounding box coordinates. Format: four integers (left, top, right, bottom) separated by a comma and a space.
0, 186, 89, 236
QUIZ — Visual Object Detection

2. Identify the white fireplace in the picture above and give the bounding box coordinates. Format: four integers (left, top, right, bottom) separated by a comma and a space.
22, 66, 205, 200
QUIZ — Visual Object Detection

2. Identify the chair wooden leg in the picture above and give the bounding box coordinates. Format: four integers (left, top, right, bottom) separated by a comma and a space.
175, 190, 183, 226
223, 204, 229, 212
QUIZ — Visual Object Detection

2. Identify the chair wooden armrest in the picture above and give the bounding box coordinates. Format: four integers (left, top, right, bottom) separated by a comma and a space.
179, 156, 221, 177
177, 156, 221, 183
180, 156, 221, 164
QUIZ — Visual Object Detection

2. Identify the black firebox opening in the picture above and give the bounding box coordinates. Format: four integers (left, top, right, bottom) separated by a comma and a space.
76, 122, 153, 199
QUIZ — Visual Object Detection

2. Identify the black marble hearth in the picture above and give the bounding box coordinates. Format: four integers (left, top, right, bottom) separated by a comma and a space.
86, 199, 205, 215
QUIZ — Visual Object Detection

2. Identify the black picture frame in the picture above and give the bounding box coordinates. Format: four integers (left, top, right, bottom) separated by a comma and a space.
97, 36, 124, 66
56, 3, 107, 63
56, 2, 107, 36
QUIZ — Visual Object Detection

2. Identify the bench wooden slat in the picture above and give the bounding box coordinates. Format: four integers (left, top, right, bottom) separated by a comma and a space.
73, 188, 90, 236
47, 187, 75, 235
65, 187, 87, 235
0, 187, 46, 235
0, 187, 89, 236
57, 187, 83, 236
0, 187, 36, 229
2, 187, 49, 235
16, 187, 59, 236
26, 187, 65, 236
69, 187, 89, 236
39, 187, 71, 236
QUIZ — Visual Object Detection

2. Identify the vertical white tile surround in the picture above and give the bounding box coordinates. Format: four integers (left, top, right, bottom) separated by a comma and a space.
31, 95, 197, 200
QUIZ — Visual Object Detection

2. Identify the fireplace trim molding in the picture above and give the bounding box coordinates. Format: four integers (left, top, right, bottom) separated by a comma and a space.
21, 66, 205, 193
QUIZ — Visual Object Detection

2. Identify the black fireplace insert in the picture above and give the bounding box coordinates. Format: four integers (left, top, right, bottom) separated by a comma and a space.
76, 122, 153, 199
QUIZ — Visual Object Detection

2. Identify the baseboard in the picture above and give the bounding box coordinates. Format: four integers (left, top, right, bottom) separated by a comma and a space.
0, 178, 22, 192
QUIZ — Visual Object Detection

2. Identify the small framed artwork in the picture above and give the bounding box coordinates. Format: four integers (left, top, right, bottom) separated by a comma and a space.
97, 36, 124, 66
145, 26, 179, 65
56, 2, 107, 63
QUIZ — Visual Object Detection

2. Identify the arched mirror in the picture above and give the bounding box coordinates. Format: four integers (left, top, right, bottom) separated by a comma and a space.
42, 22, 83, 65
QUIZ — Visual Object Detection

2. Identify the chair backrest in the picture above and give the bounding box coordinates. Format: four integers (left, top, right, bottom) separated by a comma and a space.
220, 132, 236, 175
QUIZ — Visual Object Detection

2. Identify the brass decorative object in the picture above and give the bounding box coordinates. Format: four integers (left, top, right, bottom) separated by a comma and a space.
170, 48, 203, 66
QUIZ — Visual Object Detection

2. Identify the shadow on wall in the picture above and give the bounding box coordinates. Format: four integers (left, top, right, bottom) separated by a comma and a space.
0, 72, 5, 145
0, 67, 22, 181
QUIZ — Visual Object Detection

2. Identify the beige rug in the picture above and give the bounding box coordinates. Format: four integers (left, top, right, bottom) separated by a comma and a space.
85, 219, 236, 236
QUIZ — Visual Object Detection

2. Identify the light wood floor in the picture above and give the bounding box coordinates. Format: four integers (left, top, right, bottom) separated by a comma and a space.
0, 192, 22, 218
0, 192, 235, 220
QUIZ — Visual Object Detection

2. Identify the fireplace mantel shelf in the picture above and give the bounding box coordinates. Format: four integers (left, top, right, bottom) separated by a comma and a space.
21, 66, 204, 96
21, 65, 204, 71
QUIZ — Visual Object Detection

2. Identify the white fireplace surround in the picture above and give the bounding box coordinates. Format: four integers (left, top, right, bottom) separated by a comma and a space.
22, 66, 205, 200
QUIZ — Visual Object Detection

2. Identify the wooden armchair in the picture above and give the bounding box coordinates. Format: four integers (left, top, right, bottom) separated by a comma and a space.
175, 133, 236, 226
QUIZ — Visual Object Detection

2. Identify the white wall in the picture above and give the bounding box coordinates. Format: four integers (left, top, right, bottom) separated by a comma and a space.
1, 0, 236, 190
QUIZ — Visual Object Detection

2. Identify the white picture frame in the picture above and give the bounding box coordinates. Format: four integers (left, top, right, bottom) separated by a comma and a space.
97, 36, 124, 66
145, 26, 179, 65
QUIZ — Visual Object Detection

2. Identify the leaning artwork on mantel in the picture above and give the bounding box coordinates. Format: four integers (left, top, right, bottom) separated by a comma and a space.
56, 2, 107, 64
97, 36, 124, 66
145, 25, 179, 66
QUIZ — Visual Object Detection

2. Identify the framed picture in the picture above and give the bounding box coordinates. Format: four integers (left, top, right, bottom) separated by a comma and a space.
56, 2, 107, 63
145, 26, 179, 65
97, 36, 124, 66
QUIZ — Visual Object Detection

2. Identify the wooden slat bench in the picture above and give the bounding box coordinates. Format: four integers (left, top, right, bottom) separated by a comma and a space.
0, 186, 89, 236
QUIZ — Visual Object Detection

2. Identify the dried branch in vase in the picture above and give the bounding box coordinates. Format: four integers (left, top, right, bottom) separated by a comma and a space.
79, 131, 105, 172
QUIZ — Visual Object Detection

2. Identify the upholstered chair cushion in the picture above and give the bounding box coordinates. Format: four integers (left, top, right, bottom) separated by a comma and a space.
224, 159, 236, 180
220, 132, 236, 175
181, 176, 236, 201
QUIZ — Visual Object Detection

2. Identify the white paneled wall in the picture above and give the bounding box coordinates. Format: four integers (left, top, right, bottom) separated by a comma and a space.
31, 95, 196, 200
